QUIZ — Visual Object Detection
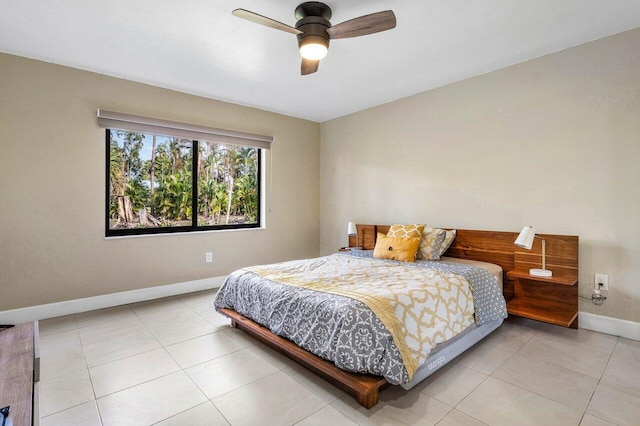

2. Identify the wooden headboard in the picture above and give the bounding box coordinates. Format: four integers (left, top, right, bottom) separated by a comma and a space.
348, 224, 579, 301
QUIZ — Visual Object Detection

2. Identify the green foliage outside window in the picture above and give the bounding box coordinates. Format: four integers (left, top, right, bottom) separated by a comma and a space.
107, 130, 260, 236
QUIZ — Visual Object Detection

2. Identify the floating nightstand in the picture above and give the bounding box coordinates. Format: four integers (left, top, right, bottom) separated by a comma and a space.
508, 229, 579, 328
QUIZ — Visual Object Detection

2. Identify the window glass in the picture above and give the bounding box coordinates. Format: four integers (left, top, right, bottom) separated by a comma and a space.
106, 130, 260, 236
197, 142, 259, 227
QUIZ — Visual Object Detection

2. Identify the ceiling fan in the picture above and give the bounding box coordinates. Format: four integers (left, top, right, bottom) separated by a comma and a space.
232, 2, 396, 75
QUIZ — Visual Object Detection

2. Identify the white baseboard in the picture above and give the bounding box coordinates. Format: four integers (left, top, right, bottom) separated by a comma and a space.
580, 311, 640, 341
0, 276, 227, 324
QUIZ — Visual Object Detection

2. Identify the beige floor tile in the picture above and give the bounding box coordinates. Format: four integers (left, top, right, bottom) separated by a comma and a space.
185, 347, 279, 398
83, 329, 161, 367
155, 401, 230, 426
436, 409, 488, 426
174, 290, 217, 308
144, 311, 218, 346
40, 346, 87, 381
78, 317, 149, 346
518, 334, 610, 379
502, 316, 547, 330
330, 397, 379, 426
136, 304, 199, 327
579, 413, 617, 426
129, 298, 190, 321
586, 379, 640, 426
38, 315, 77, 336
417, 362, 487, 407
213, 371, 325, 426
296, 405, 358, 426
602, 337, 640, 392
165, 330, 246, 368
532, 321, 568, 333
535, 323, 619, 354
97, 371, 207, 426
284, 363, 349, 403
247, 340, 299, 370
194, 307, 233, 330
220, 327, 258, 347
332, 387, 451, 426
455, 340, 515, 375
483, 321, 537, 352
457, 377, 582, 426
90, 348, 180, 397
75, 305, 137, 329
189, 300, 219, 315
39, 328, 82, 357
377, 387, 452, 425
38, 293, 640, 426
39, 368, 95, 417
492, 353, 599, 411
40, 400, 101, 426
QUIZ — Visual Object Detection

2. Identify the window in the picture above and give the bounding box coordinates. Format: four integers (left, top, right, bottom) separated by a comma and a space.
100, 110, 270, 237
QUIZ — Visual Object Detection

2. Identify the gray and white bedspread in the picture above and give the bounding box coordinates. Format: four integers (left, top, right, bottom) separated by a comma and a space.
214, 252, 507, 385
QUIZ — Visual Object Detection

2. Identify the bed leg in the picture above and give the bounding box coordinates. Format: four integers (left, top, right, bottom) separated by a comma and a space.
357, 388, 379, 409
230, 319, 237, 328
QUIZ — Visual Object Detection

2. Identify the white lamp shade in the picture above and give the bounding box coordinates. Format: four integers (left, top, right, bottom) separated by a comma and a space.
347, 222, 357, 236
514, 226, 536, 250
300, 42, 328, 60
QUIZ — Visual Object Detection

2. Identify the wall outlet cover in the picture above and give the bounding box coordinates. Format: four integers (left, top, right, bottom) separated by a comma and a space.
594, 273, 609, 291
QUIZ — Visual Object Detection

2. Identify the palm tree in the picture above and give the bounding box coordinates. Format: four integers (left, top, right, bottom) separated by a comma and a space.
149, 135, 157, 216
234, 174, 257, 219
109, 141, 126, 219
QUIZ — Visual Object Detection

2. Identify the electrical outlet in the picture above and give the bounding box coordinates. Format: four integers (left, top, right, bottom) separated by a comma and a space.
205, 252, 213, 263
594, 273, 609, 291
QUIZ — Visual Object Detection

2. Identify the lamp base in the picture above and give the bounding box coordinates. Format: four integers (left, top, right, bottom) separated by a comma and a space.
529, 268, 552, 277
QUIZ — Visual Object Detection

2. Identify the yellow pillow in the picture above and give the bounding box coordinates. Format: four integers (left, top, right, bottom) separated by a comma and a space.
416, 227, 447, 261
387, 224, 426, 239
373, 233, 421, 263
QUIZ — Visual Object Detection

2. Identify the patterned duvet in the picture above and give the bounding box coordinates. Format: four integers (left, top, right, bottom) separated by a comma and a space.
214, 252, 507, 385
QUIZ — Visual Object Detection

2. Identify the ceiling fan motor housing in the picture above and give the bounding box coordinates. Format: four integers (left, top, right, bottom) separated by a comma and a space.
295, 2, 332, 52
294, 2, 331, 20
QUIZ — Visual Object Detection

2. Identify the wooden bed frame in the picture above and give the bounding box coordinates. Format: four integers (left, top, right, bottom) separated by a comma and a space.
218, 224, 579, 408
219, 307, 388, 407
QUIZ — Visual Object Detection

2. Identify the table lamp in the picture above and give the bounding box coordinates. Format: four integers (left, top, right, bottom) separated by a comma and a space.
514, 226, 552, 277
347, 222, 360, 248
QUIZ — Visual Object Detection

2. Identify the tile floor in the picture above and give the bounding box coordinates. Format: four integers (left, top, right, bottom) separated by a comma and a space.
37, 290, 640, 426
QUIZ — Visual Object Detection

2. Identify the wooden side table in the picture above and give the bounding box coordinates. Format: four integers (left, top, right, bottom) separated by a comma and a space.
506, 270, 578, 328
0, 322, 40, 426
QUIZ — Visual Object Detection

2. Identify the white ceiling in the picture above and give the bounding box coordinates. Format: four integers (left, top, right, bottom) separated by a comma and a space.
1, 1, 639, 122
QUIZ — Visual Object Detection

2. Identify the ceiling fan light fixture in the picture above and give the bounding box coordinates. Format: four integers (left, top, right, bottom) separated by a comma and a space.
299, 36, 328, 60
232, 2, 396, 75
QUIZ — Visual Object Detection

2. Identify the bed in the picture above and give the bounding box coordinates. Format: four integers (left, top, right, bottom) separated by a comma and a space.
214, 225, 551, 407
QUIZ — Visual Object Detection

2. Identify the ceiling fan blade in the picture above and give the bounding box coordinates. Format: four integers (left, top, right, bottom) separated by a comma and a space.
327, 10, 396, 39
301, 58, 319, 75
232, 9, 302, 35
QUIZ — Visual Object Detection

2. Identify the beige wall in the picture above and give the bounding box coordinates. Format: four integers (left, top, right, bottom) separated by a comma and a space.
0, 53, 321, 311
320, 29, 640, 323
